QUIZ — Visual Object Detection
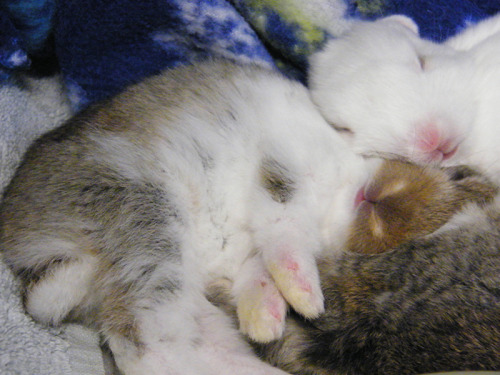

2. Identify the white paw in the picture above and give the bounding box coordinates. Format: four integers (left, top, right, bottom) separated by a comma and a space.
237, 276, 287, 343
265, 245, 324, 319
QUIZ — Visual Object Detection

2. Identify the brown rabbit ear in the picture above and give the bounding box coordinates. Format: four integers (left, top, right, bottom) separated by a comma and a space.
442, 165, 481, 181
443, 165, 498, 205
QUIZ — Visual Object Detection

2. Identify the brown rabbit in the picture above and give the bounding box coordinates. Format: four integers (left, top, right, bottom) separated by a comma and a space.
208, 162, 500, 375
347, 159, 498, 254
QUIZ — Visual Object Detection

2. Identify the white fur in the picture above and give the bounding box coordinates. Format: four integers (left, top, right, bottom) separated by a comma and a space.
309, 14, 500, 186
441, 17, 500, 185
232, 256, 288, 342
26, 255, 97, 325
145, 69, 372, 283
309, 15, 477, 165
446, 13, 500, 51
119, 67, 372, 374
110, 296, 289, 375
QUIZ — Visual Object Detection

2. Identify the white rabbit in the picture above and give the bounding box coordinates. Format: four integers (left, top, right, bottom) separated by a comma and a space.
441, 14, 500, 184
0, 59, 373, 375
446, 13, 500, 51
309, 13, 500, 185
309, 16, 477, 167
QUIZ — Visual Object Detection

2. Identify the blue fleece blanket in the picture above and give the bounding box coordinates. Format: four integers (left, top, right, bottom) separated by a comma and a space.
1, 0, 500, 110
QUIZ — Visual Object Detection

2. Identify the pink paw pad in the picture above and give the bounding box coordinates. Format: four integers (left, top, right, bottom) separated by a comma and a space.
237, 277, 287, 343
267, 249, 324, 319
259, 279, 285, 322
280, 252, 313, 293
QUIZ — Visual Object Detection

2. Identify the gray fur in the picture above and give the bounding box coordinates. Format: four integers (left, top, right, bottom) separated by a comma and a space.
254, 204, 500, 374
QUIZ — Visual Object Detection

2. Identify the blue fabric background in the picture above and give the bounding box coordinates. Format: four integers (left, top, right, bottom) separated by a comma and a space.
1, 0, 499, 110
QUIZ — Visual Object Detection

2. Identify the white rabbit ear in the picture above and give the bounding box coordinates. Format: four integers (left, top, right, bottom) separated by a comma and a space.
383, 15, 419, 34
445, 14, 500, 51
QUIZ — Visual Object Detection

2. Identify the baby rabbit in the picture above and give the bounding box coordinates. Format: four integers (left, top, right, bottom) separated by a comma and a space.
309, 14, 500, 186
309, 15, 475, 164
347, 159, 497, 254
442, 14, 500, 185
0, 59, 373, 375
209, 162, 500, 375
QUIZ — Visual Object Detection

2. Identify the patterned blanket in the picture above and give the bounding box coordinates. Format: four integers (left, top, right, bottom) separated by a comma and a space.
2, 0, 499, 109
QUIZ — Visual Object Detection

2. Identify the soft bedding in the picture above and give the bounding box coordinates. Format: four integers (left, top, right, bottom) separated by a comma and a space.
1, 1, 499, 373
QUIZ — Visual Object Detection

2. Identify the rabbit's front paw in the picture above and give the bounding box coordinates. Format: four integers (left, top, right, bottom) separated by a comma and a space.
237, 274, 287, 343
265, 244, 324, 319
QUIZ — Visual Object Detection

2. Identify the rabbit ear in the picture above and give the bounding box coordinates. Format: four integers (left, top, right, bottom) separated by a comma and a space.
441, 165, 498, 204
445, 14, 500, 51
441, 165, 479, 181
383, 15, 419, 34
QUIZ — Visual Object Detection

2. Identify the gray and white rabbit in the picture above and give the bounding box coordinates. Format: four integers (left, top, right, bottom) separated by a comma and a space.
0, 59, 373, 375
209, 160, 500, 375
309, 14, 500, 185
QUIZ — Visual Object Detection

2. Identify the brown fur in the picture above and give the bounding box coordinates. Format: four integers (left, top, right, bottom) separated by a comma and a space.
260, 158, 295, 203
346, 160, 497, 254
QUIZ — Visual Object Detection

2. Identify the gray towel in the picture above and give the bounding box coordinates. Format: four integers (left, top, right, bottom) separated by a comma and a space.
0, 75, 106, 375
